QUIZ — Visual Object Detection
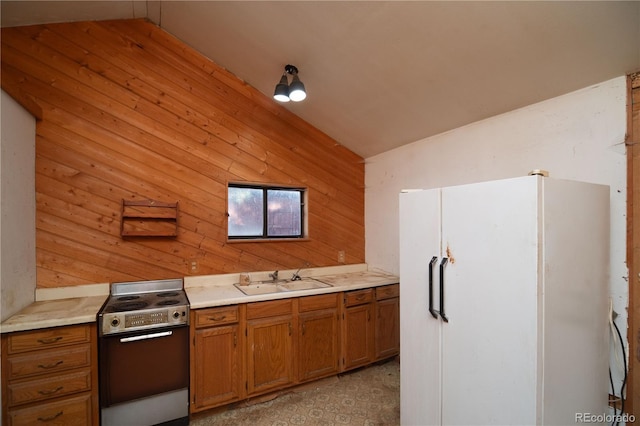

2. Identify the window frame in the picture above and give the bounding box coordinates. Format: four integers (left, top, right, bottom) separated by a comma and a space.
227, 182, 307, 241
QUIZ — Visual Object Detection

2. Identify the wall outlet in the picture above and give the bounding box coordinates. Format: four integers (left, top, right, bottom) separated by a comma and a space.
338, 250, 345, 263
189, 259, 199, 273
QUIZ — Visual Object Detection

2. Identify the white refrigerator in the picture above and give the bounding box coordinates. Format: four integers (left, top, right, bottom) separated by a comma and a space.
399, 175, 609, 426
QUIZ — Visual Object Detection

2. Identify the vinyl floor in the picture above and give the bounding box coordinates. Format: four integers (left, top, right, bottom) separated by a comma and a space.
189, 357, 400, 426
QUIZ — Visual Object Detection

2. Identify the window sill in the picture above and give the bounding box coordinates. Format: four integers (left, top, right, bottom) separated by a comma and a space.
226, 238, 310, 244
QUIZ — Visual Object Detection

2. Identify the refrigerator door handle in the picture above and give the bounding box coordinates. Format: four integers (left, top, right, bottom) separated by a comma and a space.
439, 257, 449, 322
428, 256, 439, 319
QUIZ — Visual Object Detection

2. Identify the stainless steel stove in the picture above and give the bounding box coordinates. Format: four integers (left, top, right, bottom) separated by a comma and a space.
98, 278, 189, 336
97, 278, 190, 426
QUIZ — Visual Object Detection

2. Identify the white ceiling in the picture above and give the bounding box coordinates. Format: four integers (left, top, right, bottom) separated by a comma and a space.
2, 1, 639, 158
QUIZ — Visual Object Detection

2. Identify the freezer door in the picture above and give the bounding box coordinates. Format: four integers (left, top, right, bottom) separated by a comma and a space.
440, 177, 539, 425
399, 188, 442, 426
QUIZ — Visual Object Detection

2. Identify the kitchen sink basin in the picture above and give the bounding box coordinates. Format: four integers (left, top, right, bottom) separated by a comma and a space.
278, 280, 332, 291
234, 278, 332, 296
233, 283, 288, 296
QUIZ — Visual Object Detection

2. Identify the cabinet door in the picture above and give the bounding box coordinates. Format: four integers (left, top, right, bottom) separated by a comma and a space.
440, 177, 538, 425
399, 188, 442, 426
375, 297, 399, 360
192, 325, 241, 411
246, 315, 294, 395
342, 303, 373, 371
298, 309, 339, 382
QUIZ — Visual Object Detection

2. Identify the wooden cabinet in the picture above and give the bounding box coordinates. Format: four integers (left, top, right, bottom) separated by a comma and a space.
246, 299, 294, 396
342, 288, 375, 371
189, 282, 399, 414
298, 293, 339, 382
375, 284, 400, 360
1, 324, 99, 426
191, 306, 242, 413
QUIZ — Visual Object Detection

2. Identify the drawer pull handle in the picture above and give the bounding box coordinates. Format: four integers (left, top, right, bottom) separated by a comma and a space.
38, 360, 64, 369
37, 337, 63, 344
38, 386, 63, 396
355, 295, 365, 301
38, 411, 63, 422
210, 315, 226, 321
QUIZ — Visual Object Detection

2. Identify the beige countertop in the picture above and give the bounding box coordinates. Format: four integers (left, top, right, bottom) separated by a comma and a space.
185, 266, 399, 309
1, 265, 399, 333
1, 295, 108, 334
1, 282, 110, 334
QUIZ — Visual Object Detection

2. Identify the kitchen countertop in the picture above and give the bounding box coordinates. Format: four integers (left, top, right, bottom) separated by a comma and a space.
1, 265, 399, 333
185, 268, 400, 309
1, 296, 108, 334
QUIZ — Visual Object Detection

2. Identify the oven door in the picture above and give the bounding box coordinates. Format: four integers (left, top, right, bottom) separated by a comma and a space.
99, 325, 189, 407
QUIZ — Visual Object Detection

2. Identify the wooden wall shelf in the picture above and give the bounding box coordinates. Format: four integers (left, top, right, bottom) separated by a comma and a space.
120, 200, 179, 237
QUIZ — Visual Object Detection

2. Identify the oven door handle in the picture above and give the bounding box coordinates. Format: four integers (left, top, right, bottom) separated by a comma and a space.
119, 330, 173, 343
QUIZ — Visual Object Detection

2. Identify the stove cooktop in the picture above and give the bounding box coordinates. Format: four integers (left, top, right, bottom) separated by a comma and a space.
103, 291, 189, 313
98, 278, 189, 336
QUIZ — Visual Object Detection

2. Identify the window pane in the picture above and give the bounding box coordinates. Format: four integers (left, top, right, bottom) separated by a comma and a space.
267, 189, 301, 237
228, 187, 263, 237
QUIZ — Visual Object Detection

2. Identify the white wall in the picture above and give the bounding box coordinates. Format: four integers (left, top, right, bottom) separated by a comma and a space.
1, 90, 37, 322
365, 76, 627, 392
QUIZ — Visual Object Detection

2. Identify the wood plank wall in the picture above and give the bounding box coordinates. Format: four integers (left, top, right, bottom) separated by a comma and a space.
0, 19, 365, 288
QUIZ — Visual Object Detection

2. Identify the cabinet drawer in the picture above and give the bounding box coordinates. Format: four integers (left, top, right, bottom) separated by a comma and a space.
299, 293, 338, 312
7, 392, 92, 426
7, 344, 91, 380
7, 369, 92, 406
247, 299, 293, 319
195, 306, 239, 328
376, 284, 399, 300
344, 289, 373, 307
6, 325, 90, 354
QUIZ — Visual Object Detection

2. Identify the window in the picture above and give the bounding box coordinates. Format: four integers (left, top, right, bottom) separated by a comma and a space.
227, 183, 306, 240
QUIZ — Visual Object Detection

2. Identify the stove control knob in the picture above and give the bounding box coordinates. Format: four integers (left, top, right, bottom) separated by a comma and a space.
111, 318, 120, 327
173, 311, 180, 319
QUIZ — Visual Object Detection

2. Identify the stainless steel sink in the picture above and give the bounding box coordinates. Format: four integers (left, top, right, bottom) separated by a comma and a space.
234, 278, 332, 296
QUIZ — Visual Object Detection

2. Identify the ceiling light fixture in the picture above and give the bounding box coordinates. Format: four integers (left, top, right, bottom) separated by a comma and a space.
273, 64, 306, 103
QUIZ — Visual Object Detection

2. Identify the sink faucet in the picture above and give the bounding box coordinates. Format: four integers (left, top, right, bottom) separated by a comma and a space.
291, 262, 310, 281
269, 270, 279, 281
291, 268, 302, 281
